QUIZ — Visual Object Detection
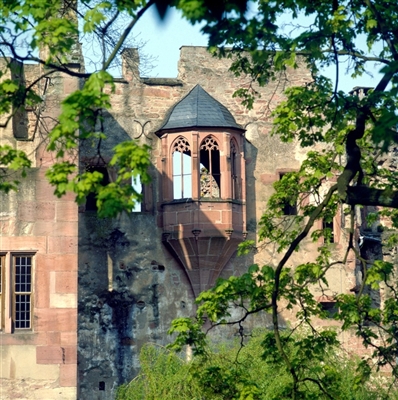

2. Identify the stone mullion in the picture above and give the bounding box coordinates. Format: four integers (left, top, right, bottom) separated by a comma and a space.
192, 131, 199, 200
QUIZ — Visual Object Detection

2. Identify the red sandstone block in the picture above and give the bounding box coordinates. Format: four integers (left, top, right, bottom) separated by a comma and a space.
57, 309, 77, 332
48, 237, 77, 254
35, 309, 59, 332
201, 210, 222, 223
63, 77, 79, 94
60, 331, 77, 346
63, 345, 77, 364
176, 211, 192, 224
0, 236, 46, 252
32, 221, 60, 236
35, 270, 50, 308
34, 165, 51, 181
33, 221, 77, 237
36, 253, 78, 272
55, 272, 77, 294
56, 202, 78, 222
36, 346, 63, 364
60, 364, 77, 387
51, 221, 78, 237
0, 332, 45, 346
36, 149, 56, 167
18, 202, 56, 221
35, 309, 77, 332
260, 173, 278, 185
0, 220, 12, 235
46, 331, 61, 345
35, 179, 56, 202
34, 178, 76, 203
143, 87, 170, 98
163, 211, 177, 226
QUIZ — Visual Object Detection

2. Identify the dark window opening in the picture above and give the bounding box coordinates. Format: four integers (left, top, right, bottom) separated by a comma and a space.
323, 219, 335, 243
200, 137, 220, 198
99, 381, 105, 391
85, 166, 110, 211
320, 301, 338, 318
279, 173, 297, 215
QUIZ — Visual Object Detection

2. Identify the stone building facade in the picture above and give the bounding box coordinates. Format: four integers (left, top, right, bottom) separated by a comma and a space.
0, 46, 373, 399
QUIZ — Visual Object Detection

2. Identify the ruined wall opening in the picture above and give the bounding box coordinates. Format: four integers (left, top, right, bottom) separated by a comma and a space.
85, 166, 110, 211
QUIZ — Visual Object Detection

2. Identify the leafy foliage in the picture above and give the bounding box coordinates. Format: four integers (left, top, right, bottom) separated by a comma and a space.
118, 332, 397, 400
161, 2, 398, 396
3, 0, 398, 397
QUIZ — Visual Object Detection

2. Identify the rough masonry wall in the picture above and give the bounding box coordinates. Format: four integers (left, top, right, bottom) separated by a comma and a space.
0, 63, 79, 399
76, 46, 325, 399
0, 46, 365, 400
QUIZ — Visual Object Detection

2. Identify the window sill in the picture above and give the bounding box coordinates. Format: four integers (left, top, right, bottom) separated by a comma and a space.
162, 198, 245, 206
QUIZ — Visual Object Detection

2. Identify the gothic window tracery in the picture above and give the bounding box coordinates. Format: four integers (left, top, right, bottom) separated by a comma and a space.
200, 136, 220, 198
172, 137, 192, 199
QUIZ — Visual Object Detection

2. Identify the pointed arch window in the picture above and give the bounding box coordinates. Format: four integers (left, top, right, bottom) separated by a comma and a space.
230, 139, 240, 200
172, 137, 192, 199
200, 136, 220, 198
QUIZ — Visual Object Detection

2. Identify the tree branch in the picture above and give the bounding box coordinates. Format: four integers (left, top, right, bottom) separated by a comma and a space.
345, 185, 398, 208
103, 0, 155, 71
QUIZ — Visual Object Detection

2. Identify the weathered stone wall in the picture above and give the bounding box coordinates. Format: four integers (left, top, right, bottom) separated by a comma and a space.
0, 62, 79, 399
76, 46, 321, 399
1, 46, 374, 400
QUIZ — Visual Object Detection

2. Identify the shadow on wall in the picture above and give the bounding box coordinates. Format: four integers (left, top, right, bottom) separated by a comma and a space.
76, 111, 274, 399
77, 112, 167, 398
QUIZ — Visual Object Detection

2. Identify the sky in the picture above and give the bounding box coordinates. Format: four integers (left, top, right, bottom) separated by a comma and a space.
134, 7, 207, 78
134, 6, 383, 91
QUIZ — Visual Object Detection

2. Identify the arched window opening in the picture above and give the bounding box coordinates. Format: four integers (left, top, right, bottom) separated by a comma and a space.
231, 139, 240, 200
172, 137, 192, 199
200, 137, 220, 198
85, 166, 110, 212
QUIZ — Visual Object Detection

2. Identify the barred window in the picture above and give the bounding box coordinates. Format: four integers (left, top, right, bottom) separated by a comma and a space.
0, 254, 33, 331
14, 256, 32, 329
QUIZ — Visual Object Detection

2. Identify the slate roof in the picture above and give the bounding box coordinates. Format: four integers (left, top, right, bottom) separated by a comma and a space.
156, 85, 244, 135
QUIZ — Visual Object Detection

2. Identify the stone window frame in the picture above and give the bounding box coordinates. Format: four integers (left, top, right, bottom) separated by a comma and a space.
317, 212, 341, 246
171, 136, 192, 199
81, 159, 149, 213
0, 252, 35, 333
